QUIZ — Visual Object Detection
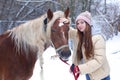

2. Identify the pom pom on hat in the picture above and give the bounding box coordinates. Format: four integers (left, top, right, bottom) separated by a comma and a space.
75, 11, 91, 26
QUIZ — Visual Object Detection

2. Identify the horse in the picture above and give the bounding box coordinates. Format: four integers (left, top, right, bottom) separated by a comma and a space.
0, 8, 71, 80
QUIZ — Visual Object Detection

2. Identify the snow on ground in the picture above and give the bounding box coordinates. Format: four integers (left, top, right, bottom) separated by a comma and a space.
30, 32, 120, 80
106, 32, 120, 80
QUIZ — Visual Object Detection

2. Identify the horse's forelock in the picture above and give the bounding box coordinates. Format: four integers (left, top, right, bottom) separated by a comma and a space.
46, 11, 67, 38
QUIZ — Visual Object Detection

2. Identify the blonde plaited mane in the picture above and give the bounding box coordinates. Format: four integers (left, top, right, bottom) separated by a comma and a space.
10, 11, 66, 52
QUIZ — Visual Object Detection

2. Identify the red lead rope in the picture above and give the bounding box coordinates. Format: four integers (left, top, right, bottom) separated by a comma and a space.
59, 58, 80, 80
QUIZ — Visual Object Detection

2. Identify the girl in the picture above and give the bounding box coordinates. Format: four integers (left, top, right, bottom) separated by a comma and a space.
69, 11, 110, 80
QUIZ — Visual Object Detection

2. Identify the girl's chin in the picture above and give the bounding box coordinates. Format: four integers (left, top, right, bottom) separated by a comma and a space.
78, 28, 84, 32
80, 29, 84, 32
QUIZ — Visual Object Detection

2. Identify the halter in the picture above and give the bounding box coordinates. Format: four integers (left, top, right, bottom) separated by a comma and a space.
56, 45, 69, 52
50, 40, 69, 53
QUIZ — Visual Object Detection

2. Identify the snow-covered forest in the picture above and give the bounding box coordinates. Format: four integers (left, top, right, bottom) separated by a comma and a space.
0, 0, 120, 39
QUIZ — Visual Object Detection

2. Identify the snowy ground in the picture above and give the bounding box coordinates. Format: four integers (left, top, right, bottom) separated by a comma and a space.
106, 33, 120, 80
30, 32, 120, 80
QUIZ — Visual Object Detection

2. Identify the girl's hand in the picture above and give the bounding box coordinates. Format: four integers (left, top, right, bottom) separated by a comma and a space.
70, 64, 80, 73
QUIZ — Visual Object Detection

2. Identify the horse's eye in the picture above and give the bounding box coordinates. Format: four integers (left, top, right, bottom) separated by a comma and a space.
51, 29, 57, 32
63, 21, 64, 23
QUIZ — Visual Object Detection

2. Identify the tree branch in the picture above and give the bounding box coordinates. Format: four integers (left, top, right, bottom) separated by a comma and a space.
16, 1, 30, 18
20, 0, 61, 20
96, 9, 114, 36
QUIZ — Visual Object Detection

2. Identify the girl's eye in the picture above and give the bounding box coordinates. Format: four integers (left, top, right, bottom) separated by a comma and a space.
81, 22, 84, 24
81, 21, 85, 24
77, 23, 79, 25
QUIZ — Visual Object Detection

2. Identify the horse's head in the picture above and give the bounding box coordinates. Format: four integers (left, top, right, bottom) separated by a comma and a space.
46, 8, 71, 61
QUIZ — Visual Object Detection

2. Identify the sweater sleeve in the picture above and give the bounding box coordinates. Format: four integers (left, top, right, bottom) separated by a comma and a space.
78, 35, 106, 75
69, 27, 77, 39
69, 27, 80, 65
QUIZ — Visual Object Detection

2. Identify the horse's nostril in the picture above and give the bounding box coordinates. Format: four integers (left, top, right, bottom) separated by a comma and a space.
60, 50, 71, 58
65, 50, 71, 57
67, 50, 71, 57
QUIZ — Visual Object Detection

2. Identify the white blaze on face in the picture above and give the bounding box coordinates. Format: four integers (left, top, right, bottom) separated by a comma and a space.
62, 32, 66, 40
58, 18, 69, 27
59, 22, 64, 27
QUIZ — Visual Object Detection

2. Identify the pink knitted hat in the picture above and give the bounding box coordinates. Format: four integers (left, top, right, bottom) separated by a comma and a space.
75, 11, 91, 26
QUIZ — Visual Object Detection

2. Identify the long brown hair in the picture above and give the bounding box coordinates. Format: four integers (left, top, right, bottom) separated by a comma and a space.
77, 22, 94, 60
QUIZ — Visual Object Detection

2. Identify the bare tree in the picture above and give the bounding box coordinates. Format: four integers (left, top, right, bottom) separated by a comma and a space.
0, 0, 120, 39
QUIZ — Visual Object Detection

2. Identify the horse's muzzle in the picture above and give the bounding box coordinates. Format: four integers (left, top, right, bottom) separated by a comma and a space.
59, 49, 71, 61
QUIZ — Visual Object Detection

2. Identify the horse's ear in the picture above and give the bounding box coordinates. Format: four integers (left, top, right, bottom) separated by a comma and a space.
64, 7, 70, 18
47, 9, 53, 20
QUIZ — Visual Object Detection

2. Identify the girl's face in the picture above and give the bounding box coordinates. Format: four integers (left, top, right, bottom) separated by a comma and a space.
76, 19, 86, 32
